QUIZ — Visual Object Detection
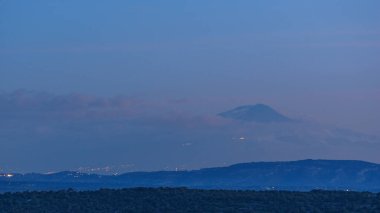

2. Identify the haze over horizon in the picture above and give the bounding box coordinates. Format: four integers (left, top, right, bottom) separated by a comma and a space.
1, 0, 379, 173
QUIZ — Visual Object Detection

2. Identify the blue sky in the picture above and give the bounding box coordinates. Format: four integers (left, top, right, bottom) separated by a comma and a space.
1, 0, 379, 97
0, 0, 379, 172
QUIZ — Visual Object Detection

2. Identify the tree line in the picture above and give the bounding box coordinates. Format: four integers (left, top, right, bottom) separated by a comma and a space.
0, 187, 379, 212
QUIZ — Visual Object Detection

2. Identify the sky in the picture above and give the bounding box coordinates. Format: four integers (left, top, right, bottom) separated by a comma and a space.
0, 0, 380, 173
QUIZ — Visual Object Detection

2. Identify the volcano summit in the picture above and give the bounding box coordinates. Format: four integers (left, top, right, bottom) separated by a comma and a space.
219, 104, 292, 123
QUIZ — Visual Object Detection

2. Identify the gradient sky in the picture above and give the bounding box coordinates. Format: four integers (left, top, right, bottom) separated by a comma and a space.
0, 0, 379, 172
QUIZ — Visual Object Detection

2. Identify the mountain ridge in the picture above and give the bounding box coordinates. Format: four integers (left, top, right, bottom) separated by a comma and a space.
2, 159, 380, 192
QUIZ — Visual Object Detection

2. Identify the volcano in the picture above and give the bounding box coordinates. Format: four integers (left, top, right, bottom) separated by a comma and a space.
218, 104, 292, 123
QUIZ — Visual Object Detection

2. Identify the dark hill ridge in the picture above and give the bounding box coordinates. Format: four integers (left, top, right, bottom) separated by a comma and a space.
2, 188, 380, 212
1, 160, 380, 192
218, 104, 292, 122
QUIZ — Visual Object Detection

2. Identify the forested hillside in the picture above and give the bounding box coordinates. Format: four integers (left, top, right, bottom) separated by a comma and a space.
1, 188, 379, 212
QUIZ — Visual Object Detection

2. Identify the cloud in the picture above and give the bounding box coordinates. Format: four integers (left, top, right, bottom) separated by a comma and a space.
0, 90, 144, 120
0, 90, 379, 173
0, 90, 237, 172
0, 90, 233, 144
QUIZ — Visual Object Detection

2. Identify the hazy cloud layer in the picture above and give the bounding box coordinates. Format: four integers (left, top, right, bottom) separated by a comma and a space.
0, 91, 379, 174
0, 91, 232, 173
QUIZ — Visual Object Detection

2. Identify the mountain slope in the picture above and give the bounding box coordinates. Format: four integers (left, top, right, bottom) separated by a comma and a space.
218, 104, 292, 122
2, 160, 380, 192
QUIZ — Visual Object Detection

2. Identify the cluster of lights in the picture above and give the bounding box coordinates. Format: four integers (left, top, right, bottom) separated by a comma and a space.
231, 136, 247, 142
0, 174, 14, 178
77, 164, 135, 174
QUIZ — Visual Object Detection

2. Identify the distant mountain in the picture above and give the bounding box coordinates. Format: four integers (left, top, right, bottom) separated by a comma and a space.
2, 160, 380, 192
218, 104, 292, 122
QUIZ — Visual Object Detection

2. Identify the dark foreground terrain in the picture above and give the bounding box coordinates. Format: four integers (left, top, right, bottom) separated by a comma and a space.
0, 188, 379, 213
